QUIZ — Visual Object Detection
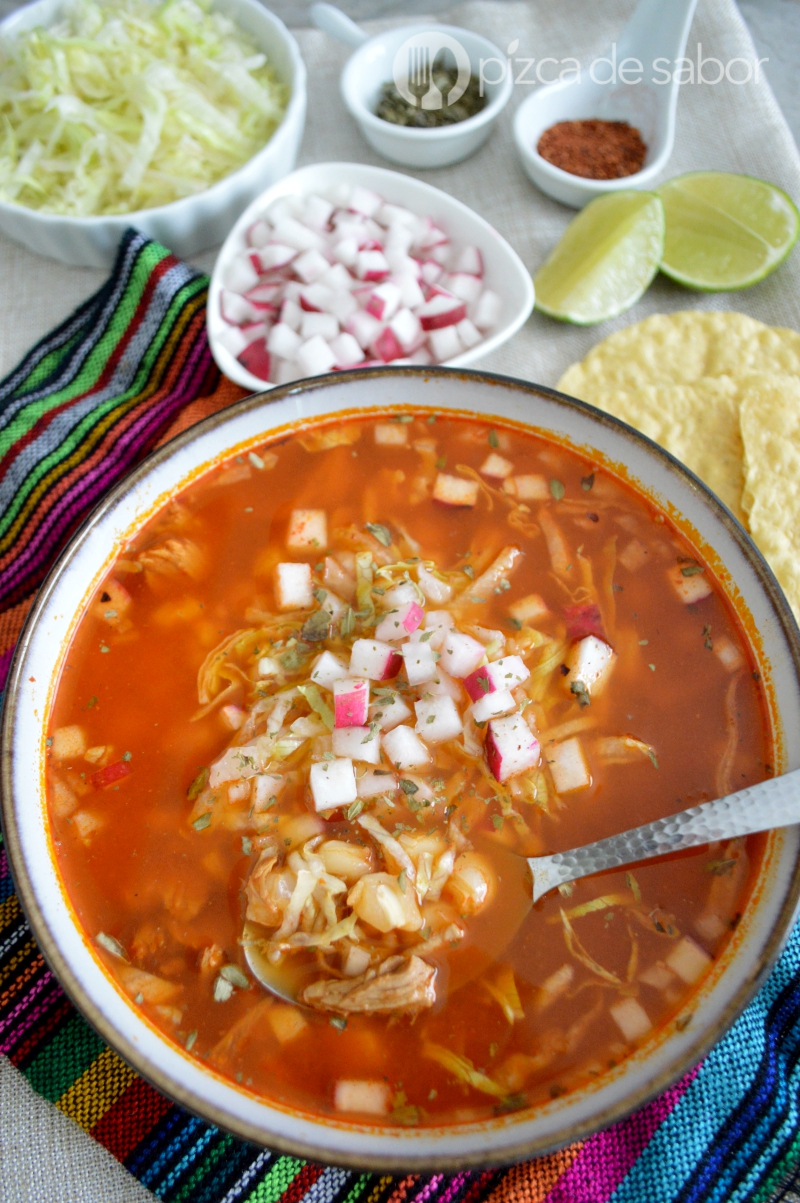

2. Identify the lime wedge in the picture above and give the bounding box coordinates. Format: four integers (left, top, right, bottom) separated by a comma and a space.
658, 171, 800, 291
534, 191, 665, 325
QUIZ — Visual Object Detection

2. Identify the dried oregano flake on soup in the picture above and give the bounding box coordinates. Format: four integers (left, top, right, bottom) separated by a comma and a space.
46, 414, 769, 1125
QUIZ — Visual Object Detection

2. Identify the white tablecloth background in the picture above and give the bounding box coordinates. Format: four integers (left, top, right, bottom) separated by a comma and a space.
2, 0, 800, 1198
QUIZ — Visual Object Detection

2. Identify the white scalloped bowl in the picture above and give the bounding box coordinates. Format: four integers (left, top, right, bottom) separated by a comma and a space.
0, 0, 306, 267
207, 162, 535, 393
3, 367, 800, 1170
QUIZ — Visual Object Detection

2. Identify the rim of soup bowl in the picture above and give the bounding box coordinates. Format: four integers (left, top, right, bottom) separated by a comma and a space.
3, 365, 800, 1172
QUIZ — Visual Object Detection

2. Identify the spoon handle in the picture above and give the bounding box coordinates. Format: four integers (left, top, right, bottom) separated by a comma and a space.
309, 3, 368, 48
528, 767, 800, 903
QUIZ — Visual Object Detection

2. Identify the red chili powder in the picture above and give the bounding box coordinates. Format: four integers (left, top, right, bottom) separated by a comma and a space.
537, 119, 647, 180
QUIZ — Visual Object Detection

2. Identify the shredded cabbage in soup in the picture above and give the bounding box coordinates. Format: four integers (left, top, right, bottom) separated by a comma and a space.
0, 0, 288, 215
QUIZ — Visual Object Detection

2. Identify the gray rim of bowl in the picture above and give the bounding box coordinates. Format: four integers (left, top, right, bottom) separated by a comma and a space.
3, 364, 800, 1172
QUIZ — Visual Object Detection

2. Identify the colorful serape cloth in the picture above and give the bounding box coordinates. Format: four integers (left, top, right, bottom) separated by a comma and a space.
2, 230, 800, 1203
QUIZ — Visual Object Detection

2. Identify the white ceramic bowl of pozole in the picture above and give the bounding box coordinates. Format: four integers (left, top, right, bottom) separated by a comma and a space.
3, 366, 800, 1170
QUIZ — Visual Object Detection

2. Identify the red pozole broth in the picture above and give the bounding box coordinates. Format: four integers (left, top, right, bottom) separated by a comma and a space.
47, 414, 769, 1126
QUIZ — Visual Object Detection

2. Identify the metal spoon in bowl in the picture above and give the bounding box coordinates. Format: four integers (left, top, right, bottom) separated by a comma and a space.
245, 768, 800, 1001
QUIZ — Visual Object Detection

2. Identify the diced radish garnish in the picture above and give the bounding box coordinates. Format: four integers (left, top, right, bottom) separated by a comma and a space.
375, 600, 424, 642
390, 308, 423, 352
296, 336, 337, 377
509, 593, 548, 625
346, 310, 383, 350
382, 725, 430, 770
610, 998, 651, 1043
505, 474, 549, 501
332, 725, 381, 764
417, 224, 448, 249
238, 340, 271, 381
319, 263, 353, 291
369, 690, 412, 731
547, 737, 591, 792
280, 298, 302, 331
471, 289, 501, 330
333, 678, 370, 727
334, 1078, 391, 1115
326, 290, 359, 324
419, 260, 443, 285
374, 422, 408, 446
395, 273, 425, 309
330, 332, 365, 368
91, 759, 132, 789
416, 294, 467, 331
456, 318, 482, 349
442, 273, 483, 304
246, 282, 282, 306
349, 186, 382, 217
486, 712, 540, 783
217, 325, 248, 357
366, 282, 401, 322
301, 312, 339, 341
440, 631, 485, 678
272, 357, 302, 385
266, 195, 302, 223
357, 768, 399, 798
565, 635, 615, 697
414, 695, 462, 743
303, 194, 334, 230
275, 562, 314, 611
488, 655, 530, 689
332, 235, 359, 267
450, 245, 483, 275
319, 590, 347, 622
668, 563, 713, 605
221, 290, 258, 325
356, 249, 390, 281
422, 609, 455, 649
310, 758, 357, 811
385, 223, 414, 254
428, 325, 462, 362
714, 636, 744, 673
299, 283, 334, 312
408, 346, 433, 365
564, 603, 605, 641
665, 936, 712, 984
417, 565, 452, 604
371, 327, 404, 363
432, 473, 479, 507
272, 216, 324, 252
223, 255, 259, 294
401, 639, 437, 685
267, 322, 302, 360
480, 452, 514, 480
426, 667, 462, 700
380, 202, 419, 230
311, 651, 349, 689
247, 219, 272, 248
350, 638, 402, 681
287, 509, 327, 552
384, 582, 419, 608
471, 688, 515, 723
293, 248, 330, 283
257, 243, 297, 270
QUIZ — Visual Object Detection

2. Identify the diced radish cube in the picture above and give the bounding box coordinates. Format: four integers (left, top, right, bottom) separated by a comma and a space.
334, 1078, 391, 1115
401, 640, 437, 685
311, 651, 349, 689
426, 666, 462, 700
668, 563, 713, 605
610, 998, 651, 1043
347, 310, 383, 350
441, 631, 485, 678
666, 936, 712, 984
257, 243, 297, 270
395, 273, 425, 309
382, 725, 430, 770
419, 260, 443, 285
272, 357, 302, 385
319, 590, 348, 622
303, 194, 334, 229
333, 678, 370, 727
326, 290, 359, 324
455, 318, 482, 349
422, 610, 455, 649
416, 294, 467, 331
374, 422, 408, 446
714, 636, 744, 673
223, 255, 259, 294
372, 327, 404, 363
293, 248, 330, 283
368, 691, 412, 732
471, 289, 501, 331
480, 452, 514, 480
428, 325, 463, 362
565, 635, 615, 697
238, 340, 271, 381
415, 695, 462, 743
471, 687, 516, 723
464, 665, 496, 702
280, 298, 302, 331
332, 725, 381, 764
429, 244, 451, 265
217, 325, 248, 357
287, 509, 327, 552
241, 321, 269, 345
387, 249, 421, 276
332, 235, 359, 267
282, 281, 303, 302
299, 284, 334, 312
385, 224, 414, 254
366, 282, 401, 322
408, 346, 433, 365
417, 566, 452, 604
356, 250, 390, 281
390, 308, 423, 352
442, 273, 483, 304
451, 245, 483, 275
266, 195, 303, 222
486, 712, 540, 782
320, 264, 353, 291
350, 639, 402, 681
301, 312, 339, 341
357, 768, 399, 798
267, 322, 302, 360
221, 290, 258, 325
310, 758, 357, 811
349, 186, 382, 217
375, 601, 424, 643
488, 655, 530, 690
247, 219, 272, 248
246, 282, 282, 307
379, 202, 419, 230
384, 582, 419, 608
296, 336, 337, 377
272, 217, 324, 252
433, 473, 479, 507
275, 562, 314, 610
564, 603, 605, 641
330, 332, 365, 368
417, 225, 448, 249
547, 737, 591, 793
505, 474, 549, 501
509, 593, 548, 625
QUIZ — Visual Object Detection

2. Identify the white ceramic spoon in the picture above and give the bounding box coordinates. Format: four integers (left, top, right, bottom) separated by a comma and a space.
245, 767, 800, 1001
514, 0, 699, 207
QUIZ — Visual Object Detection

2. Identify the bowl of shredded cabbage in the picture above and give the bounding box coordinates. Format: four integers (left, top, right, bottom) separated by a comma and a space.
0, 0, 306, 266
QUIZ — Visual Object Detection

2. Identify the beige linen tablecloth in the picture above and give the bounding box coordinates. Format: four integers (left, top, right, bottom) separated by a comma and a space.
2, 0, 800, 1199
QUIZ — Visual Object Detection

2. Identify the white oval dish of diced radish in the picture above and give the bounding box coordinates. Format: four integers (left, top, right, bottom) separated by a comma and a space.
208, 162, 535, 392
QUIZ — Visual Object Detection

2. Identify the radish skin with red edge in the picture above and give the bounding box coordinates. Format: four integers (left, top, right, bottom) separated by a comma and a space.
486, 713, 540, 783
333, 679, 370, 728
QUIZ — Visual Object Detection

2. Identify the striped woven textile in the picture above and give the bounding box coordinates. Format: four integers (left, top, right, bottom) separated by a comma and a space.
2, 230, 800, 1203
